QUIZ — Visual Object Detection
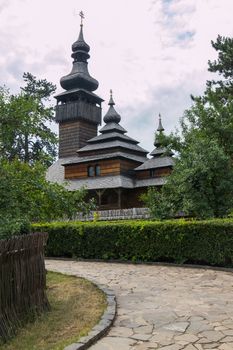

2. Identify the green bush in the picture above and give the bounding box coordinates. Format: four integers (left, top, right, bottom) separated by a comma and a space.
0, 217, 30, 240
32, 219, 233, 267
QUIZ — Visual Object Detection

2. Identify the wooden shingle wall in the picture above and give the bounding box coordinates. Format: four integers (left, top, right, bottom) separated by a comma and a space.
64, 159, 141, 179
136, 167, 172, 179
59, 120, 97, 158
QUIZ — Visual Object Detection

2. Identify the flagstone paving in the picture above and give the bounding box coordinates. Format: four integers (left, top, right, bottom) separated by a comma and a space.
46, 260, 233, 350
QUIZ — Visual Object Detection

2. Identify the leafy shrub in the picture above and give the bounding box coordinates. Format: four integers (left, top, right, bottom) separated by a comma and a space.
0, 160, 96, 223
32, 219, 233, 267
0, 217, 30, 240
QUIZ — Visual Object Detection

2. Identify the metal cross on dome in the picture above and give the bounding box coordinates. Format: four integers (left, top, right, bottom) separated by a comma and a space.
79, 11, 85, 25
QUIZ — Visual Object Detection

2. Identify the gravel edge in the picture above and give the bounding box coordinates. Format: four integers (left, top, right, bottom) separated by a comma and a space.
63, 283, 117, 350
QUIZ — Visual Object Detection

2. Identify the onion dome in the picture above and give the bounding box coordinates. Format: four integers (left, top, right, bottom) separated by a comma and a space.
71, 25, 90, 58
103, 90, 121, 124
150, 113, 173, 157
60, 21, 99, 92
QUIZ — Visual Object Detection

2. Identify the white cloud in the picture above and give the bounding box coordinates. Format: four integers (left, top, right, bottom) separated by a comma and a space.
0, 0, 233, 151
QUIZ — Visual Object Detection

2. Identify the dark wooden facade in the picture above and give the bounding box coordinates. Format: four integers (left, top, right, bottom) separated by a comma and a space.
63, 158, 172, 210
64, 158, 141, 179
87, 188, 146, 210
55, 100, 101, 124
59, 120, 98, 158
136, 167, 172, 179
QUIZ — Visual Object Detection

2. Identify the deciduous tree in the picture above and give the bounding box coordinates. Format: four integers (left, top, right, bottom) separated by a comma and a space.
144, 36, 233, 219
0, 160, 96, 228
0, 73, 57, 166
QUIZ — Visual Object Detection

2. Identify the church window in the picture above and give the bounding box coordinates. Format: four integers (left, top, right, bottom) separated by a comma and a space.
87, 165, 101, 177
95, 165, 101, 176
150, 169, 156, 177
88, 166, 95, 177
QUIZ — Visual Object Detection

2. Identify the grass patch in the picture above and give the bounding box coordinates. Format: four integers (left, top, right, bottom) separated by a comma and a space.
1, 271, 106, 350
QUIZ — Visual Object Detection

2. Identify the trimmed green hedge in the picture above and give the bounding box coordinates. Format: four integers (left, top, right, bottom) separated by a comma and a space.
32, 219, 233, 266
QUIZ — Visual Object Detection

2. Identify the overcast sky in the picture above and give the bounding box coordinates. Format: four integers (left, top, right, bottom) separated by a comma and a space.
1, 0, 233, 152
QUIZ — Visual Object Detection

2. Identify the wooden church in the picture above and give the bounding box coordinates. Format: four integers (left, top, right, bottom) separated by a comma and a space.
47, 17, 174, 210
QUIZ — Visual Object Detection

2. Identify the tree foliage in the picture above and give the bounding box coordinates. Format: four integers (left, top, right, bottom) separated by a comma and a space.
0, 160, 96, 229
0, 74, 98, 238
182, 35, 233, 158
145, 35, 233, 219
0, 73, 58, 166
208, 35, 233, 89
141, 187, 173, 220
174, 139, 232, 218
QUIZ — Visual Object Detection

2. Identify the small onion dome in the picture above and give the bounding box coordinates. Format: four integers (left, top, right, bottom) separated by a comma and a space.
103, 90, 121, 124
72, 25, 90, 56
154, 113, 165, 147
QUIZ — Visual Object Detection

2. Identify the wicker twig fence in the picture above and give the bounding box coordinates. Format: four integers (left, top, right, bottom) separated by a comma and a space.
0, 232, 49, 343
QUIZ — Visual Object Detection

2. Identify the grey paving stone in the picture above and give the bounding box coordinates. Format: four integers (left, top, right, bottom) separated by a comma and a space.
220, 336, 233, 342
159, 344, 183, 350
89, 336, 136, 350
219, 344, 233, 350
150, 331, 175, 346
183, 345, 197, 350
130, 333, 152, 341
163, 322, 189, 333
134, 325, 153, 334
187, 321, 214, 333
131, 342, 159, 350
109, 326, 134, 337
194, 345, 204, 350
198, 330, 224, 342
222, 329, 233, 335
46, 260, 233, 350
202, 343, 219, 349
175, 334, 199, 343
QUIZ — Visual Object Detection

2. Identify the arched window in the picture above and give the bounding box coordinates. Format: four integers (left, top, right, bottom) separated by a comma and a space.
88, 166, 95, 177
95, 165, 101, 176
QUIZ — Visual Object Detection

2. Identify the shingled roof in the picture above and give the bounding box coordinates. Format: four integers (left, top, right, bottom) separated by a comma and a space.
62, 152, 147, 166
135, 114, 174, 172
78, 140, 148, 154
135, 156, 175, 171
135, 177, 167, 188
76, 91, 148, 161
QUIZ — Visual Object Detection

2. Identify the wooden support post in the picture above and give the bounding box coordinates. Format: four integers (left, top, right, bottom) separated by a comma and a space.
118, 188, 122, 209
96, 189, 106, 208
96, 190, 101, 207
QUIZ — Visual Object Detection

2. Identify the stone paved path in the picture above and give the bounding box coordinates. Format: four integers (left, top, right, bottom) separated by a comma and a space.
46, 260, 233, 350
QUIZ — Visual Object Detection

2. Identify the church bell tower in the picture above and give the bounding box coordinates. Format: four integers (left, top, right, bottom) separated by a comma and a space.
55, 12, 103, 158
